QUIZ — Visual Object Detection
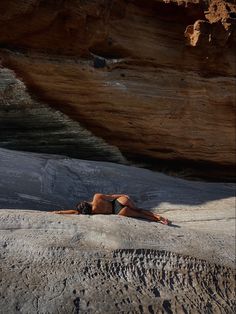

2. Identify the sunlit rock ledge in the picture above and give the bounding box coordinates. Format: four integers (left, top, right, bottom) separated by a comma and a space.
0, 148, 235, 313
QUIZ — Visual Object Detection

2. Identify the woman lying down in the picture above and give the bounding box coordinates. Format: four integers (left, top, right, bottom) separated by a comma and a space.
52, 193, 171, 225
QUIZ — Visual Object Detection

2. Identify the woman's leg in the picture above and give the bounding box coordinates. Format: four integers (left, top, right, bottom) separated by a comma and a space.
118, 206, 170, 225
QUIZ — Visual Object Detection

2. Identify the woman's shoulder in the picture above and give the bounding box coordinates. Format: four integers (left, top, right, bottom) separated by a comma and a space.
92, 193, 103, 202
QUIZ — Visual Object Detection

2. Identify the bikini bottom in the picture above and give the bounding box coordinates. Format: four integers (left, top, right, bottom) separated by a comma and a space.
112, 199, 125, 214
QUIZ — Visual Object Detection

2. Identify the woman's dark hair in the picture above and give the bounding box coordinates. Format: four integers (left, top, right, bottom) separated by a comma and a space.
76, 201, 92, 215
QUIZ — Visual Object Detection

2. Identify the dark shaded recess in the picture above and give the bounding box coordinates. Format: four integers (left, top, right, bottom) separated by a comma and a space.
124, 152, 236, 182
129, 0, 206, 24
89, 43, 129, 59
93, 56, 106, 68
73, 297, 80, 314
0, 128, 122, 163
0, 43, 27, 53
139, 304, 144, 314
90, 49, 126, 59
148, 305, 155, 314
0, 43, 66, 58
162, 300, 173, 314
151, 287, 160, 297
148, 148, 175, 154
227, 27, 236, 48
0, 42, 127, 61
0, 106, 124, 163
229, 12, 236, 19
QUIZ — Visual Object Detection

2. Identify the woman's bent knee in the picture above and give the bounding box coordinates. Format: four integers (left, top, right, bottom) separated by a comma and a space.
117, 196, 133, 207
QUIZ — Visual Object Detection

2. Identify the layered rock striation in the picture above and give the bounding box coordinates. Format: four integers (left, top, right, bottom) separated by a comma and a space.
0, 67, 127, 163
0, 0, 235, 179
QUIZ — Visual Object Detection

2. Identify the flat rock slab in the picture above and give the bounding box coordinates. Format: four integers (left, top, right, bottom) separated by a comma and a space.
0, 148, 235, 313
0, 211, 235, 313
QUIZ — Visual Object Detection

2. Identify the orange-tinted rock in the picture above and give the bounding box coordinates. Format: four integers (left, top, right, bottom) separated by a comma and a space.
185, 0, 236, 47
0, 0, 235, 179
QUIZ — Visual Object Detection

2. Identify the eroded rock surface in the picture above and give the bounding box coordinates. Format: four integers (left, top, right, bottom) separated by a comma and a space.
0, 0, 235, 180
1, 212, 235, 313
0, 148, 235, 312
185, 0, 236, 47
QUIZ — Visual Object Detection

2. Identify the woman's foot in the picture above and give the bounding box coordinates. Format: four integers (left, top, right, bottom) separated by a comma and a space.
159, 216, 171, 225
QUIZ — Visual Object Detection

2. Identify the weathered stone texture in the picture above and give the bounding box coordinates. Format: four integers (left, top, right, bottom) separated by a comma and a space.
0, 0, 235, 179
0, 148, 235, 313
0, 67, 127, 163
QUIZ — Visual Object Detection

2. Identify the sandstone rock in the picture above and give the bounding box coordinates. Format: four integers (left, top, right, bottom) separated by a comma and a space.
185, 0, 236, 47
0, 67, 127, 163
184, 19, 232, 47
0, 148, 235, 313
0, 0, 235, 180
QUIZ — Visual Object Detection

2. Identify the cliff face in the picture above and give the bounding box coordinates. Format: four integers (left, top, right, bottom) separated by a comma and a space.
0, 0, 235, 179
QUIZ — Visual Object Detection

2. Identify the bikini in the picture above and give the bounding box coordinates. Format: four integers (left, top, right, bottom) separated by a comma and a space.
109, 199, 125, 214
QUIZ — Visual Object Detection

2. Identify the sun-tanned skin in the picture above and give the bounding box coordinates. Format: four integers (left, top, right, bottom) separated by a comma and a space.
52, 193, 170, 225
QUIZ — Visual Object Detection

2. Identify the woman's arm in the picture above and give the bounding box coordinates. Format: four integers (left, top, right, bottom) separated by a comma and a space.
51, 210, 79, 215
